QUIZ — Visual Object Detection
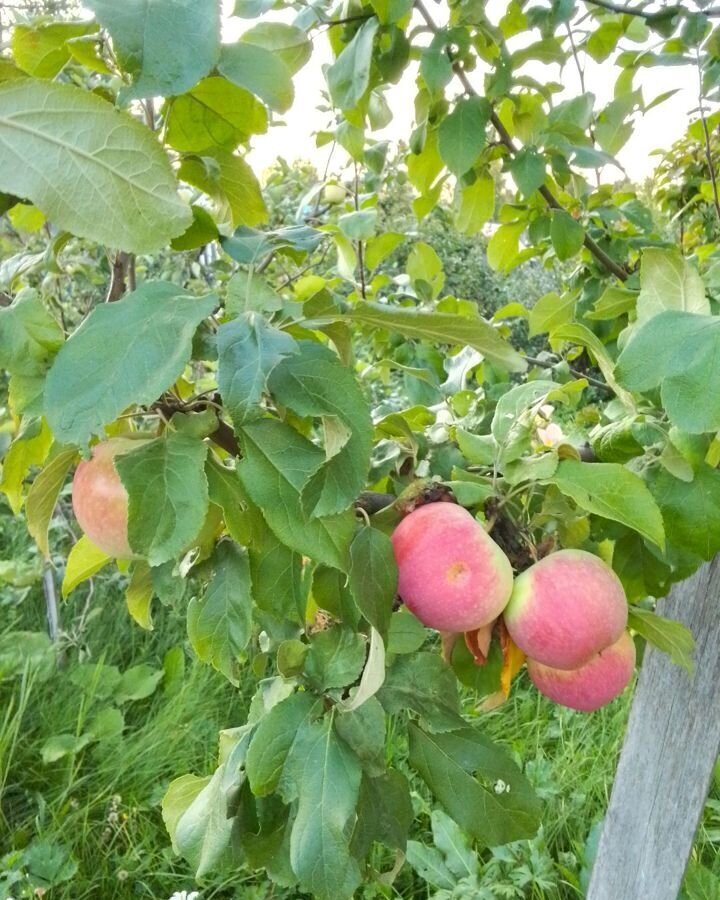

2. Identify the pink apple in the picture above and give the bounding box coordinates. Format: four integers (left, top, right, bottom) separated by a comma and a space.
528, 631, 636, 712
391, 503, 513, 632
72, 438, 141, 559
504, 549, 627, 669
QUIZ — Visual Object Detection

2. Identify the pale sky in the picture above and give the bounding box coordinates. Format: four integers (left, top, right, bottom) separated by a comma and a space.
231, 3, 704, 184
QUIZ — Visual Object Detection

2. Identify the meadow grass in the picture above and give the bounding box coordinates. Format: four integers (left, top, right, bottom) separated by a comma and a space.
0, 504, 717, 899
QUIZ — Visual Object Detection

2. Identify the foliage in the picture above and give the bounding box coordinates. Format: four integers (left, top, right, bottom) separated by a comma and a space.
1, 0, 720, 896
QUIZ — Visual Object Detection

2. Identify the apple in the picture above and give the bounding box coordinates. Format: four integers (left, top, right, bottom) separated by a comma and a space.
323, 183, 346, 205
503, 549, 627, 670
391, 502, 513, 632
527, 631, 636, 712
71, 438, 142, 559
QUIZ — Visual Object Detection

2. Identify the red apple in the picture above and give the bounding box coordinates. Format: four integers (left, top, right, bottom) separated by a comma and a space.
71, 438, 141, 559
503, 549, 627, 670
391, 503, 513, 633
527, 631, 636, 712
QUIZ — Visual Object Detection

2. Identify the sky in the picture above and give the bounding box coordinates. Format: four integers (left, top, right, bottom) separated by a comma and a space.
230, 3, 705, 184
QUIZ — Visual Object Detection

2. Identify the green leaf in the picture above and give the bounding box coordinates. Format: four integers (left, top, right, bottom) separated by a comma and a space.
187, 541, 252, 684
338, 209, 377, 241
86, 707, 124, 741
172, 761, 237, 877
162, 774, 212, 853
241, 23, 311, 75
249, 516, 304, 623
165, 77, 267, 153
628, 607, 694, 674
326, 18, 379, 109
305, 626, 366, 691
85, 0, 220, 101
12, 22, 98, 79
352, 769, 413, 856
646, 463, 720, 561
335, 696, 386, 777
217, 312, 298, 426
226, 271, 282, 315
115, 433, 209, 565
549, 459, 664, 549
529, 291, 575, 337
586, 287, 638, 321
114, 663, 163, 703
0, 81, 191, 252
268, 341, 372, 517
41, 733, 92, 764
552, 322, 634, 408
430, 808, 477, 879
26, 447, 76, 558
509, 146, 546, 195
246, 691, 319, 796
455, 173, 494, 235
636, 248, 709, 324
286, 717, 362, 899
44, 283, 215, 447
406, 841, 457, 890
348, 526, 397, 638
550, 210, 585, 260
220, 223, 323, 265
219, 41, 293, 113
438, 97, 491, 176
0, 288, 63, 377
378, 652, 465, 732
61, 535, 111, 599
487, 221, 525, 273
333, 302, 525, 372
171, 204, 219, 251
238, 419, 356, 571
179, 151, 267, 229
386, 607, 427, 654
407, 723, 541, 846
616, 311, 720, 433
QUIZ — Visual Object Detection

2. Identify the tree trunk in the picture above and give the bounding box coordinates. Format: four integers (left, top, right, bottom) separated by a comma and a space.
587, 556, 720, 900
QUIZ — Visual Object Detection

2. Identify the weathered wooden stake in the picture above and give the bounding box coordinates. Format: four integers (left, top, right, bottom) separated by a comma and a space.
587, 556, 720, 900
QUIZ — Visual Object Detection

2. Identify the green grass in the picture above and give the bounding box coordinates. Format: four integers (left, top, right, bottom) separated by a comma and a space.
0, 503, 718, 899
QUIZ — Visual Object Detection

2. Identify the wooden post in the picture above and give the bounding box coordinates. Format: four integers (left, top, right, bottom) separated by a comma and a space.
587, 556, 720, 900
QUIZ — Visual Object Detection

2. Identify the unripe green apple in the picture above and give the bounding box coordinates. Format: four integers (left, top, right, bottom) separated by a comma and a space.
504, 549, 627, 670
527, 631, 636, 712
391, 502, 513, 633
323, 183, 345, 205
71, 438, 142, 559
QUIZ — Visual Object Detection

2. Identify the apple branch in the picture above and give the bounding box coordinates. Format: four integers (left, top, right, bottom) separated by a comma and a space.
583, 0, 720, 19
414, 0, 630, 283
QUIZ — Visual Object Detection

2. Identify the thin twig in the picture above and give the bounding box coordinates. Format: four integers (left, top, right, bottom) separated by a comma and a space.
584, 0, 720, 18
696, 50, 720, 227
354, 163, 368, 299
413, 0, 629, 283
524, 354, 613, 394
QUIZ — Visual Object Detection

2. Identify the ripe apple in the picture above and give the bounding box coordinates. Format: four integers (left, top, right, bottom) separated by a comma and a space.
71, 438, 142, 559
527, 631, 636, 712
503, 549, 627, 670
391, 502, 513, 632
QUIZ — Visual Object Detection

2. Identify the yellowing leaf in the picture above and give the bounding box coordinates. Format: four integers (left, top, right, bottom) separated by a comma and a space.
62, 535, 111, 599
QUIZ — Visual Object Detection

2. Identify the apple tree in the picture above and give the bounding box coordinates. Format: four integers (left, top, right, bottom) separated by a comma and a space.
1, 0, 720, 896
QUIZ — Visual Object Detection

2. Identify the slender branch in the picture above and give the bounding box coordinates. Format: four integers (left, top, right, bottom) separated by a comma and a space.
583, 0, 720, 18
354, 163, 368, 300
413, 0, 630, 283
696, 50, 720, 228
524, 354, 613, 394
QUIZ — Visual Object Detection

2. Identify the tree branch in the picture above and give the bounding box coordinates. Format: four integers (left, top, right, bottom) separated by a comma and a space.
583, 0, 720, 19
524, 354, 614, 394
414, 0, 630, 282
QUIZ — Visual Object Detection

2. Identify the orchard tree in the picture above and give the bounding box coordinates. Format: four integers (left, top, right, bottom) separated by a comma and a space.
1, 0, 719, 896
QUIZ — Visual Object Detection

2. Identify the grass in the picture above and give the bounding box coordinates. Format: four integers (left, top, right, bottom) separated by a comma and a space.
0, 502, 718, 899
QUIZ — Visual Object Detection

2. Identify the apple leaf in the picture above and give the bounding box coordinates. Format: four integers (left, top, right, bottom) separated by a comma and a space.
116, 432, 209, 566
45, 282, 215, 447
0, 81, 191, 252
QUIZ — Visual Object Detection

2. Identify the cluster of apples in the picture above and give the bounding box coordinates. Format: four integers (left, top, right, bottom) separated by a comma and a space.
392, 503, 635, 712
